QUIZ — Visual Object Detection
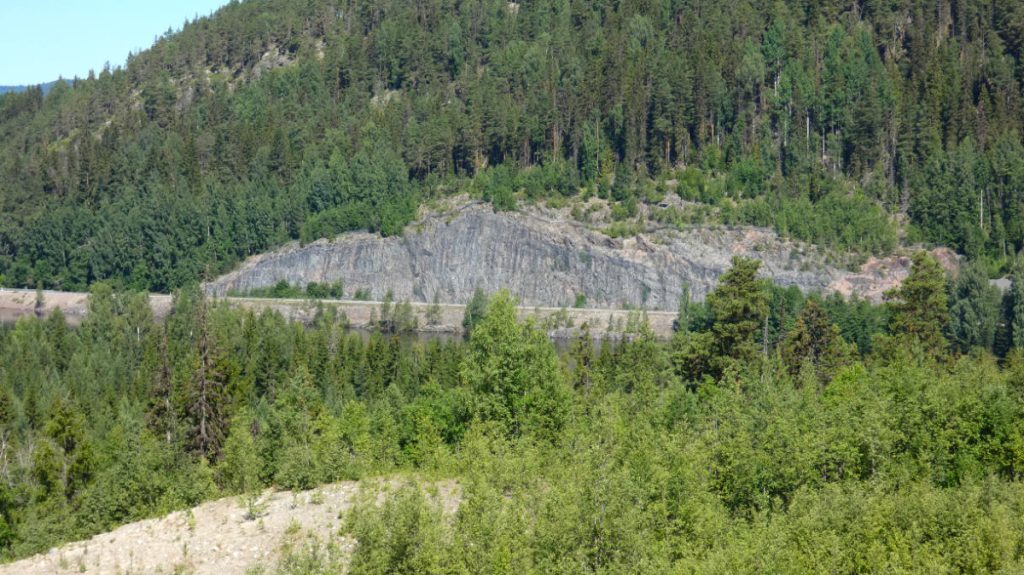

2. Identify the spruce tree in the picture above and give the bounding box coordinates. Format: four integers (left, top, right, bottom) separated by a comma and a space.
886, 251, 950, 355
570, 322, 595, 391
780, 299, 851, 384
220, 409, 261, 496
462, 287, 490, 335
425, 292, 442, 326
948, 262, 1000, 353
1011, 266, 1024, 350
146, 334, 176, 444
187, 301, 229, 460
675, 283, 692, 333
706, 256, 769, 364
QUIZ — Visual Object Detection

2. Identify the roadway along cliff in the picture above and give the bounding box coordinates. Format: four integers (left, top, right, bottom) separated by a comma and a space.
0, 289, 678, 338
1, 200, 953, 338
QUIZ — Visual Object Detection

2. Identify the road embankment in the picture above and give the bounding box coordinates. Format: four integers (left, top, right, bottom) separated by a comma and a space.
0, 289, 677, 338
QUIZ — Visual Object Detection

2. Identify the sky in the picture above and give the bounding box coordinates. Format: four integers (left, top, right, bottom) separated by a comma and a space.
0, 0, 231, 85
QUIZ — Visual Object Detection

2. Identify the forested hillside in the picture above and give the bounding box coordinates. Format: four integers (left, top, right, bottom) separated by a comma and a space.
0, 82, 65, 96
2, 0, 1024, 291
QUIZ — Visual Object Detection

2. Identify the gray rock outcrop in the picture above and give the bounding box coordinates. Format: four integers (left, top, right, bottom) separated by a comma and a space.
206, 202, 928, 309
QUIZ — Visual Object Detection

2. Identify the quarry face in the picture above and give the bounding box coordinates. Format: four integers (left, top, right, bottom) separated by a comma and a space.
207, 201, 936, 309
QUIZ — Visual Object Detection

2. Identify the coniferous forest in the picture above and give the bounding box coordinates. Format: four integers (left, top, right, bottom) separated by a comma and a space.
2, 0, 1024, 290
2, 256, 1024, 572
6, 0, 1024, 572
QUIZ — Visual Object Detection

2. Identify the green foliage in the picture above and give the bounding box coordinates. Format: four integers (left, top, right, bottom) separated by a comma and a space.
374, 297, 418, 336
345, 484, 448, 575
461, 288, 489, 334
948, 262, 1001, 353
4, 0, 1024, 292
274, 356, 1024, 574
37, 397, 94, 502
305, 281, 344, 300
239, 280, 305, 299
473, 165, 518, 212
1009, 266, 1024, 351
706, 256, 770, 365
730, 189, 898, 255
780, 299, 852, 385
887, 252, 950, 355
425, 292, 442, 326
7, 269, 1024, 568
300, 129, 417, 242
233, 280, 347, 301
219, 409, 262, 495
185, 301, 230, 460
461, 292, 571, 440
822, 292, 888, 354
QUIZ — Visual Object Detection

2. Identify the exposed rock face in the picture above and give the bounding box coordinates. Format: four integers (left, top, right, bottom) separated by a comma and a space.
206, 202, 946, 309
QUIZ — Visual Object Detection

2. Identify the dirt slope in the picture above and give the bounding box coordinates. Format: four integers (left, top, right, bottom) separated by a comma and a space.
0, 481, 457, 575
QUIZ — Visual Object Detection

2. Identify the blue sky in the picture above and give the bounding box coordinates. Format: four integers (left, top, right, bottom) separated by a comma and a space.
0, 0, 231, 85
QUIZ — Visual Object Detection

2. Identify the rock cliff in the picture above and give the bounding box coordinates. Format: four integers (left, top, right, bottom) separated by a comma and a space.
206, 201, 944, 310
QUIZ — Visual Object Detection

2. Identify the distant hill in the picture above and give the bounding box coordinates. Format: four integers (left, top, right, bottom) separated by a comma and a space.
0, 0, 1022, 294
0, 80, 66, 95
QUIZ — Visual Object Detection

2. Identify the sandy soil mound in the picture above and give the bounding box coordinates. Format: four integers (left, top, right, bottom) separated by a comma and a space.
0, 480, 457, 575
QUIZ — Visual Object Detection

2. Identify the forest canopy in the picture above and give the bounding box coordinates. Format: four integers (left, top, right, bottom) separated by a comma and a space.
2, 0, 1024, 291
2, 256, 1024, 571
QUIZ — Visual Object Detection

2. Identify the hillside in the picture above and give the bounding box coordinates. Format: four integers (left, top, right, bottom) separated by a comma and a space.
1, 0, 1022, 292
0, 81, 64, 96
